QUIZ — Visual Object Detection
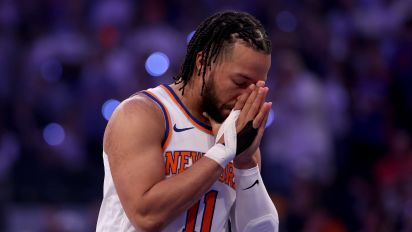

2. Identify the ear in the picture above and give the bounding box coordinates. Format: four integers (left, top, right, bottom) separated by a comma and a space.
195, 51, 205, 76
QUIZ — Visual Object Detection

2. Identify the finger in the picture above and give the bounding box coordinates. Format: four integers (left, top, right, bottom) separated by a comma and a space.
233, 84, 254, 110
246, 87, 268, 121
239, 105, 270, 156
237, 85, 259, 123
203, 112, 220, 135
252, 101, 271, 128
256, 80, 266, 88
254, 104, 271, 142
202, 112, 214, 127
202, 112, 211, 122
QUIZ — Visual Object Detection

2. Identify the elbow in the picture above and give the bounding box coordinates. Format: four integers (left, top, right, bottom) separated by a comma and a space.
132, 212, 165, 232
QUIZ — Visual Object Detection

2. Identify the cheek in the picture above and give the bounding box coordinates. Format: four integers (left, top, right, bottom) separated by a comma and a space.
221, 91, 241, 109
215, 79, 241, 106
219, 88, 237, 102
228, 88, 244, 103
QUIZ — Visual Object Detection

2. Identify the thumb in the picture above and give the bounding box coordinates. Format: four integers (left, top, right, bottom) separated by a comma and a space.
202, 112, 210, 121
203, 112, 221, 136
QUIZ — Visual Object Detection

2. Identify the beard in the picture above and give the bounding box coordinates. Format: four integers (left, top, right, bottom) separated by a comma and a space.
201, 77, 231, 123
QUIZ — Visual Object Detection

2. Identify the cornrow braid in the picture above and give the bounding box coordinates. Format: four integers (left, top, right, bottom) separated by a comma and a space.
173, 11, 271, 95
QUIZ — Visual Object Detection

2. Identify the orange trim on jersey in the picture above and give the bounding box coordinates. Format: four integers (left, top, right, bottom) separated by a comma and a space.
201, 190, 218, 232
159, 85, 213, 135
142, 90, 172, 151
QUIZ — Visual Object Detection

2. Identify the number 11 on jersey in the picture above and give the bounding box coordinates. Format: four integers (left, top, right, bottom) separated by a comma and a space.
183, 190, 218, 232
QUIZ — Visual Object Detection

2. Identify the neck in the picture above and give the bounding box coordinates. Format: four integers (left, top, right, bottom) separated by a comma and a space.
169, 80, 209, 124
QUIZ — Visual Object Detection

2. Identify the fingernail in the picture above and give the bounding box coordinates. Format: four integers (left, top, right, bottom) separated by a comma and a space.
249, 84, 255, 89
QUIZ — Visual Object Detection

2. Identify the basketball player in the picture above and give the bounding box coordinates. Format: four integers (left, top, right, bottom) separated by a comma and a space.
97, 11, 279, 232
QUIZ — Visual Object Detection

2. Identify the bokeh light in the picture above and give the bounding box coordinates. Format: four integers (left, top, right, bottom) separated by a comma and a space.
266, 109, 275, 128
43, 123, 65, 146
102, 99, 120, 120
187, 31, 195, 44
145, 52, 170, 77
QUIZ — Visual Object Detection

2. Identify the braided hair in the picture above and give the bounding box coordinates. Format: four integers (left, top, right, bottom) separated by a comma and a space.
173, 11, 271, 95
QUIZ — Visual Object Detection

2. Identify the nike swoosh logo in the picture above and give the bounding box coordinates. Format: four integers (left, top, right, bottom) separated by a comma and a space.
243, 179, 259, 190
173, 124, 195, 132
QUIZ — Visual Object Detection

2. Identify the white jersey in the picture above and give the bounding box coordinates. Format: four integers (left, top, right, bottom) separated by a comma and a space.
97, 84, 236, 232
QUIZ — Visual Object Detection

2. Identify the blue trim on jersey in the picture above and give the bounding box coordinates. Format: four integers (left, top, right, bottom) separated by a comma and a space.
141, 91, 169, 148
161, 84, 212, 131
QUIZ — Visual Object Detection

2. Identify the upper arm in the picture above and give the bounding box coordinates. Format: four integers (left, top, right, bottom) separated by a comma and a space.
103, 95, 166, 225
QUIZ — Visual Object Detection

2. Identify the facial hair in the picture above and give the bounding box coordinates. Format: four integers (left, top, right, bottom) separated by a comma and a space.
201, 77, 227, 123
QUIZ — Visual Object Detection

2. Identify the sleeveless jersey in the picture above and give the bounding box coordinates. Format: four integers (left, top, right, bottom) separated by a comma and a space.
96, 84, 236, 232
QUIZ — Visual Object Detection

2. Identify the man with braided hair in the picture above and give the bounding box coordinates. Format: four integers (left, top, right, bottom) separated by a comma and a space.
97, 11, 279, 232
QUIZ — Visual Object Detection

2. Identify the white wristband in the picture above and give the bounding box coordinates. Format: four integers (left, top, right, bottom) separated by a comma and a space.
205, 110, 240, 168
204, 143, 229, 168
215, 110, 240, 156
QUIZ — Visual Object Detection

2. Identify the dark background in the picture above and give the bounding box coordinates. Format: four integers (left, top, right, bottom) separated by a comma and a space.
1, 0, 412, 231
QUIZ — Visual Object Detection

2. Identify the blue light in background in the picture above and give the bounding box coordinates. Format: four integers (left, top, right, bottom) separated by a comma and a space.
41, 59, 62, 82
43, 123, 65, 146
102, 99, 120, 120
145, 52, 170, 77
276, 11, 297, 32
187, 31, 195, 44
266, 109, 275, 128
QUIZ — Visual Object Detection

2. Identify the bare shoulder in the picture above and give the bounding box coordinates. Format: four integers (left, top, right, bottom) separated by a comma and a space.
103, 93, 165, 157
111, 94, 164, 124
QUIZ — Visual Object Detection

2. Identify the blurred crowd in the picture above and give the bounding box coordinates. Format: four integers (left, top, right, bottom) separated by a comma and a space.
1, 0, 412, 231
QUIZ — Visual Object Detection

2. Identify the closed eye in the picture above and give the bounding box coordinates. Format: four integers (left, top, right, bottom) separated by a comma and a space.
233, 78, 251, 89
233, 74, 253, 88
234, 80, 249, 88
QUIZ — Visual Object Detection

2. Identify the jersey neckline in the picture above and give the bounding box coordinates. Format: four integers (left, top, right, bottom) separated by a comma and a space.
160, 84, 213, 134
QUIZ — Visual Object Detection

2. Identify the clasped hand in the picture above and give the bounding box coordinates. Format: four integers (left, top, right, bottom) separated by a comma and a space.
204, 81, 272, 168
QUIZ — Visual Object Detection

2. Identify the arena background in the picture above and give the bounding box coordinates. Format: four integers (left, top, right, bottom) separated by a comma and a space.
1, 0, 412, 231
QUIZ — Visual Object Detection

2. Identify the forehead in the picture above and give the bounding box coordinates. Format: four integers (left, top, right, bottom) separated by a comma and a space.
220, 42, 271, 81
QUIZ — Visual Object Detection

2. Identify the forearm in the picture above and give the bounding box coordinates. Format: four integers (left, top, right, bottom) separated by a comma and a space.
122, 109, 241, 231
234, 148, 261, 169
134, 157, 222, 229
232, 165, 279, 232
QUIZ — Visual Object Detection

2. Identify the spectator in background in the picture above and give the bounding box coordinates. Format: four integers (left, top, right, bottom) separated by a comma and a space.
263, 50, 334, 188
390, 17, 412, 135
374, 130, 412, 231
